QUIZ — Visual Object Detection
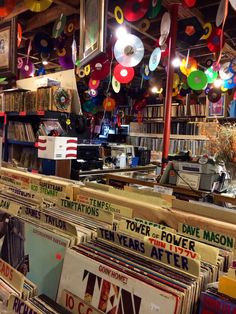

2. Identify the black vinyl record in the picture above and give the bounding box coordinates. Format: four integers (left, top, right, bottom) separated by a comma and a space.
177, 17, 204, 45
34, 32, 53, 53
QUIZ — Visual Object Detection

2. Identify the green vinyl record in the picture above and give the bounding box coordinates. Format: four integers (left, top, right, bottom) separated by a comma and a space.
187, 70, 208, 91
148, 0, 162, 19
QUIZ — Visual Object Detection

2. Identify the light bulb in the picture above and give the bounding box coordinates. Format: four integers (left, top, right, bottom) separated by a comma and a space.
42, 60, 48, 65
116, 26, 128, 39
172, 57, 181, 68
214, 78, 223, 88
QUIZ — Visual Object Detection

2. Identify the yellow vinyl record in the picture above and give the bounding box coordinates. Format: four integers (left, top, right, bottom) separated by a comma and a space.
24, 0, 52, 12
200, 22, 212, 40
180, 57, 198, 76
138, 19, 150, 32
84, 64, 91, 76
56, 48, 66, 57
112, 75, 120, 93
173, 73, 180, 88
114, 6, 124, 24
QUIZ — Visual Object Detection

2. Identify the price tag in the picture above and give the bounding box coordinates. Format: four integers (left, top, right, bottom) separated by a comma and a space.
36, 111, 45, 116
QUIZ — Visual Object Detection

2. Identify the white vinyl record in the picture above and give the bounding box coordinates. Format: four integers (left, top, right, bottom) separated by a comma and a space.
114, 34, 144, 67
149, 47, 161, 71
229, 0, 236, 11
159, 12, 171, 46
216, 0, 226, 27
112, 75, 121, 93
219, 62, 234, 80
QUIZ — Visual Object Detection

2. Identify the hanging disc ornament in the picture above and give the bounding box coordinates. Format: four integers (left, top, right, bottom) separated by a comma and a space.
208, 88, 222, 103
207, 27, 225, 52
114, 6, 124, 24
138, 19, 150, 32
205, 67, 218, 83
159, 12, 171, 46
149, 47, 161, 71
17, 23, 22, 48
114, 64, 134, 84
148, 0, 162, 19
56, 48, 66, 57
182, 0, 196, 7
83, 100, 96, 112
112, 76, 121, 93
64, 19, 76, 36
90, 55, 110, 80
54, 88, 71, 111
24, 0, 52, 12
114, 34, 144, 67
52, 14, 67, 38
59, 55, 74, 69
21, 59, 35, 78
84, 64, 90, 76
187, 70, 208, 90
103, 97, 116, 111
34, 32, 53, 53
89, 78, 100, 90
219, 62, 234, 80
173, 73, 180, 88
205, 58, 213, 67
200, 22, 213, 40
216, 0, 226, 27
89, 89, 98, 97
229, 0, 236, 10
223, 76, 236, 89
133, 98, 147, 113
180, 57, 198, 76
77, 68, 85, 78
17, 57, 24, 69
124, 0, 149, 22
140, 64, 150, 80
0, 0, 15, 17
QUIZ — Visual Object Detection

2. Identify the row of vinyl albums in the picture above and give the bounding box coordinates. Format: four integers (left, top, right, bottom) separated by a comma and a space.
0, 167, 235, 313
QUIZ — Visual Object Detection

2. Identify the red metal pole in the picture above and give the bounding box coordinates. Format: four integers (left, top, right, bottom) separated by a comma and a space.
161, 3, 179, 173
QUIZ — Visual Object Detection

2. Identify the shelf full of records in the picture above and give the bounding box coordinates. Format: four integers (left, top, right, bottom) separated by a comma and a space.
8, 121, 36, 143
0, 168, 235, 313
128, 136, 207, 156
130, 122, 202, 136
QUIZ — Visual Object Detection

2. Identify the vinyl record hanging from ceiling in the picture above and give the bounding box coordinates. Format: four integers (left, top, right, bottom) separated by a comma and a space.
24, 0, 52, 12
0, 0, 15, 18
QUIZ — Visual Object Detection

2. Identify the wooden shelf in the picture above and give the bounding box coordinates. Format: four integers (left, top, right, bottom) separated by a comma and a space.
129, 132, 208, 140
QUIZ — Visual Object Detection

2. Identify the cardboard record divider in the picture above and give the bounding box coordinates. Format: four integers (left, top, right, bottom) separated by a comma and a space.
124, 0, 149, 22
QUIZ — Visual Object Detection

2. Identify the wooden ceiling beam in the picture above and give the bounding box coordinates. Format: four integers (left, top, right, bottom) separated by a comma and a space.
162, 0, 236, 58
1, 1, 28, 21
23, 5, 76, 33
52, 0, 80, 11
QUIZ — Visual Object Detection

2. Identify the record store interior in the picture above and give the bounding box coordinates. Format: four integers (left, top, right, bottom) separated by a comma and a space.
1, 0, 236, 313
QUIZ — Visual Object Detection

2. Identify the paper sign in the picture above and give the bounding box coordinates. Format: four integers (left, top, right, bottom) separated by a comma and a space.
176, 171, 200, 190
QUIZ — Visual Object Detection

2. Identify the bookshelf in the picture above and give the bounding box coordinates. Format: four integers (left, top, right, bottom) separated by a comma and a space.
129, 132, 208, 140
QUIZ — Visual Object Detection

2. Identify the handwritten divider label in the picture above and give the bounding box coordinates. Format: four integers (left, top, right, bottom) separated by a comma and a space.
134, 217, 176, 233
60, 290, 102, 314
77, 194, 133, 218
40, 178, 73, 199
58, 198, 114, 224
0, 197, 21, 216
20, 206, 78, 237
0, 259, 24, 294
97, 228, 200, 277
7, 186, 41, 201
118, 218, 219, 265
8, 295, 41, 314
178, 223, 235, 251
30, 183, 67, 200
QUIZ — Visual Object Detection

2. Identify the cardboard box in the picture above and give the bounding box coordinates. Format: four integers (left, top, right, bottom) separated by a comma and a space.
38, 136, 77, 160
35, 77, 61, 88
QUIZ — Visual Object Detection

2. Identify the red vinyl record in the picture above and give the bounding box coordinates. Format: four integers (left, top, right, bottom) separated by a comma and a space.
88, 78, 100, 90
124, 0, 149, 22
0, 0, 15, 17
114, 64, 134, 84
182, 0, 196, 7
207, 27, 225, 52
90, 55, 110, 80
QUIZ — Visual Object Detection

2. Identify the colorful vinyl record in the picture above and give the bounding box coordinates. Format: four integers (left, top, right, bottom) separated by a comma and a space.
112, 76, 120, 93
182, 0, 196, 7
17, 23, 22, 48
17, 57, 24, 69
24, 0, 52, 12
114, 34, 144, 67
205, 67, 218, 84
219, 62, 234, 80
34, 32, 53, 53
216, 0, 226, 27
172, 88, 179, 97
54, 88, 71, 111
200, 22, 213, 40
208, 88, 222, 103
56, 48, 66, 57
84, 64, 90, 76
89, 89, 98, 97
52, 14, 67, 38
90, 55, 110, 80
187, 70, 208, 90
114, 64, 134, 84
149, 47, 161, 71
229, 0, 236, 10
83, 100, 96, 112
103, 97, 116, 111
21, 59, 35, 78
229, 57, 236, 73
179, 85, 190, 96
0, 0, 15, 17
133, 98, 147, 112
77, 68, 85, 78
89, 78, 100, 90
138, 19, 150, 32
124, 0, 149, 22
180, 57, 198, 76
148, 0, 162, 19
173, 73, 180, 88
140, 64, 150, 80
64, 19, 76, 36
205, 59, 213, 67
114, 6, 124, 24
59, 55, 74, 69
159, 12, 171, 46
178, 17, 204, 45
205, 85, 211, 95
223, 76, 236, 89
207, 27, 225, 52
212, 62, 221, 71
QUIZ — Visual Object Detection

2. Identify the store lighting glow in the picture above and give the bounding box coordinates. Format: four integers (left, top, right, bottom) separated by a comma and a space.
116, 26, 128, 39
214, 78, 223, 88
172, 57, 181, 68
42, 60, 48, 65
151, 86, 163, 94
